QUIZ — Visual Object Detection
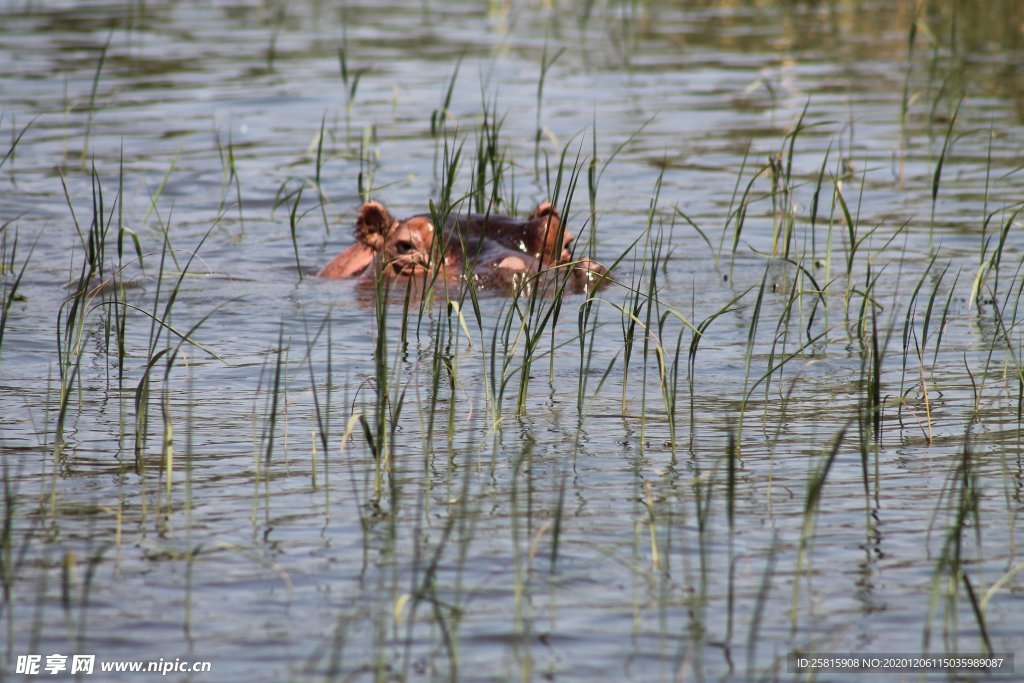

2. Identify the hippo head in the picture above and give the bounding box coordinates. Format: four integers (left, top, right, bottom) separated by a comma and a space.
319, 200, 607, 290
503, 202, 607, 290
356, 202, 441, 277
490, 201, 571, 266
317, 202, 434, 279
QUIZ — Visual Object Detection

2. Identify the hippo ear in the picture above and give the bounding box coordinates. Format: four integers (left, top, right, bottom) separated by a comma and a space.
355, 202, 394, 250
532, 201, 560, 221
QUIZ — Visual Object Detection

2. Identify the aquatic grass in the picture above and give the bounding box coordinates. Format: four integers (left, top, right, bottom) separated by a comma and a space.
129, 215, 222, 475
0, 226, 36, 359
150, 293, 226, 506
720, 148, 770, 279
337, 33, 364, 148
355, 260, 417, 515
925, 428, 984, 653
617, 173, 661, 415
472, 93, 511, 214
307, 97, 1024, 679
214, 128, 245, 236
574, 291, 609, 417
718, 257, 835, 476
487, 295, 524, 424
789, 424, 847, 631
899, 0, 926, 149
357, 124, 379, 205
62, 537, 109, 657
539, 146, 586, 379
635, 195, 667, 451
254, 324, 288, 526
850, 255, 903, 518
729, 263, 769, 458
423, 296, 453, 467
422, 88, 643, 428
431, 59, 462, 180
808, 140, 833, 267
366, 269, 393, 506
22, 140, 225, 647
299, 314, 333, 492
421, 129, 469, 332
979, 123, 995, 261
533, 40, 564, 176
769, 100, 812, 260
1, 114, 35, 174
745, 536, 781, 680
287, 184, 304, 279
273, 115, 334, 253
54, 164, 118, 452
499, 142, 588, 417
984, 264, 1024, 413
140, 148, 178, 237
971, 204, 1023, 312
929, 266, 960, 369
962, 257, 1024, 434
924, 3, 968, 138
601, 0, 645, 65
929, 97, 961, 249
313, 114, 331, 233
49, 155, 223, 486
510, 435, 539, 681
113, 148, 136, 415
397, 487, 464, 682
756, 261, 801, 431
831, 175, 863, 318
897, 257, 960, 443
1, 457, 45, 654
687, 289, 746, 451
589, 269, 700, 458
81, 33, 111, 163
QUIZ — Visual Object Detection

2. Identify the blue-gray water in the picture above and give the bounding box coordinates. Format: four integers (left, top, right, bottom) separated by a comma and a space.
2, 1, 1023, 681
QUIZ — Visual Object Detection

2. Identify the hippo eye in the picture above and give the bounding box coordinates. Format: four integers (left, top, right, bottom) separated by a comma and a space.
394, 240, 414, 255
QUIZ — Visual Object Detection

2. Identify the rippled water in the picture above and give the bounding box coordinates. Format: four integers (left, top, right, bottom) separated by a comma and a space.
3, 1, 1024, 681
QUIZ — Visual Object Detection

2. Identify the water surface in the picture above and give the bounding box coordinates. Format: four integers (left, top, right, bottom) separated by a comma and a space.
2, 1, 1024, 681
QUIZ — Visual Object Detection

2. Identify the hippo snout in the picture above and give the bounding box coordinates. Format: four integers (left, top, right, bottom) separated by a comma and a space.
571, 257, 609, 292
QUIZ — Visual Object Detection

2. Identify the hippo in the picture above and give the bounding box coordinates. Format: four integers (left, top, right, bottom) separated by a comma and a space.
319, 201, 607, 291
